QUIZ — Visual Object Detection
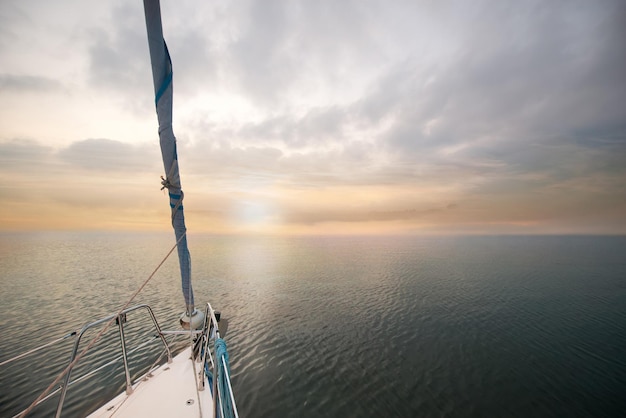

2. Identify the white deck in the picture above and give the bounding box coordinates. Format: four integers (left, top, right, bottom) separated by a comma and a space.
88, 347, 213, 418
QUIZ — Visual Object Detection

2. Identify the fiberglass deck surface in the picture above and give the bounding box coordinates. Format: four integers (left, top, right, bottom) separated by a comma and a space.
88, 347, 213, 418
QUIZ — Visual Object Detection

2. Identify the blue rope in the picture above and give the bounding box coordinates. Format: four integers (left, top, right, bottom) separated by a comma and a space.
215, 338, 234, 418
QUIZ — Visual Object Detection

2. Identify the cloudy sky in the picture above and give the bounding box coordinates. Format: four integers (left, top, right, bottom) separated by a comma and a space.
0, 0, 624, 235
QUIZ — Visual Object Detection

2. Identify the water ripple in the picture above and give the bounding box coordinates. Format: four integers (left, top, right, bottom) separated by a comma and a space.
1, 234, 626, 417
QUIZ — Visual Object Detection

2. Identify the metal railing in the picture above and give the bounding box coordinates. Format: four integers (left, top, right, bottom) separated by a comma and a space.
3, 303, 238, 418
55, 304, 171, 417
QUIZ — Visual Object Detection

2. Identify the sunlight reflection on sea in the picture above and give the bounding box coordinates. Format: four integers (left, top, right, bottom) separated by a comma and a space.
1, 233, 625, 417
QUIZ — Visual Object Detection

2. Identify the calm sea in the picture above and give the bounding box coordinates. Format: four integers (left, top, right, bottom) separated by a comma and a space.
0, 232, 625, 417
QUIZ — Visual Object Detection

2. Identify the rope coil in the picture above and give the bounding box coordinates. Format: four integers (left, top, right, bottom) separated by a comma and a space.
160, 175, 172, 190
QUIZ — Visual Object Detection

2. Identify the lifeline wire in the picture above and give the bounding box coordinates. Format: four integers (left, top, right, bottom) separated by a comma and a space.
19, 232, 186, 418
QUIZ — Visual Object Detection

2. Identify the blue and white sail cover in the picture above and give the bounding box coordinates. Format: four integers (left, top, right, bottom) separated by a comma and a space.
143, 0, 194, 313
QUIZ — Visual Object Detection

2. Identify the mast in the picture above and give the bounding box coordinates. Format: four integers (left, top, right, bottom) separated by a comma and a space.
143, 0, 194, 315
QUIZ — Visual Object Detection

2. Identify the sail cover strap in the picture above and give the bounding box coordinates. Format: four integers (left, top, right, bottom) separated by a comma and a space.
143, 0, 194, 312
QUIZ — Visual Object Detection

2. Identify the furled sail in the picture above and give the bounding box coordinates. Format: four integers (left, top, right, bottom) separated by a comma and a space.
143, 0, 194, 314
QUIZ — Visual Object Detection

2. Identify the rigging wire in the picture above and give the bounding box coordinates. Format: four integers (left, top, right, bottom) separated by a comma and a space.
18, 232, 187, 418
0, 332, 76, 367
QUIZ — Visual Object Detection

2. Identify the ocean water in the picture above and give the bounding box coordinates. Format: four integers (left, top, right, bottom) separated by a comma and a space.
0, 232, 625, 417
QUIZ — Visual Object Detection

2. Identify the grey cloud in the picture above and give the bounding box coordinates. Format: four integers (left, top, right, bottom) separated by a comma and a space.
113, 0, 625, 231
85, 2, 222, 111
0, 138, 169, 218
58, 138, 159, 173
284, 203, 459, 225
237, 106, 348, 147
0, 138, 161, 175
180, 122, 386, 188
339, 1, 626, 197
0, 139, 53, 168
172, 0, 626, 173
359, 1, 625, 150
0, 74, 63, 93
228, 0, 293, 104
182, 139, 284, 184
85, 3, 152, 108
228, 0, 388, 106
149, 1, 224, 99
0, 3, 29, 52
166, 30, 218, 98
